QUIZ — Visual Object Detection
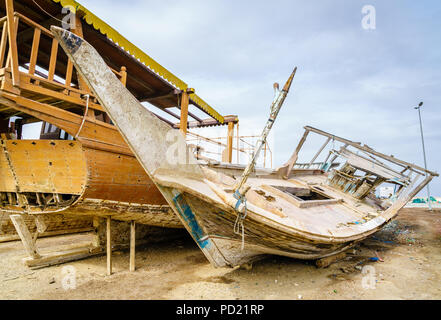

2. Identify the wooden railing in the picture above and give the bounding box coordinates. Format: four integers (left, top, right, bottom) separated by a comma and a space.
0, 8, 127, 104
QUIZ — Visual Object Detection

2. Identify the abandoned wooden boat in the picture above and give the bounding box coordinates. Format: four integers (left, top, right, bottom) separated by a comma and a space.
53, 27, 438, 268
0, 0, 240, 267
0, 0, 237, 224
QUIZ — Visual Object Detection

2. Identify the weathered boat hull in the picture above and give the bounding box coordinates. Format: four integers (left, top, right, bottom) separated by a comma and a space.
171, 191, 356, 266
0, 138, 181, 228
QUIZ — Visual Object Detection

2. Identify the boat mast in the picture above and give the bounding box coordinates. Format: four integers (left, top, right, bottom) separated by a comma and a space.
233, 68, 297, 198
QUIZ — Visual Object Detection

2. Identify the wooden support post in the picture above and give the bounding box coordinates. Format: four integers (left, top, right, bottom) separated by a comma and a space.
180, 91, 189, 135
106, 216, 112, 276
28, 28, 41, 75
227, 122, 234, 163
9, 215, 41, 259
92, 217, 101, 248
71, 14, 89, 91
130, 220, 136, 272
236, 121, 240, 164
120, 66, 127, 87
65, 59, 73, 88
5, 0, 19, 86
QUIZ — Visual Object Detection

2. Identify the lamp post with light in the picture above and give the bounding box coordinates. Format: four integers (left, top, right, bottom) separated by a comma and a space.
415, 101, 432, 210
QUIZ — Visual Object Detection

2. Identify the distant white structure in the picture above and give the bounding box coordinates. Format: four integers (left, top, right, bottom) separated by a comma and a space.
379, 187, 394, 199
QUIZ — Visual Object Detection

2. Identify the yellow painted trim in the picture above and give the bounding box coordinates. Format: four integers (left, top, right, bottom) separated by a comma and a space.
51, 0, 224, 123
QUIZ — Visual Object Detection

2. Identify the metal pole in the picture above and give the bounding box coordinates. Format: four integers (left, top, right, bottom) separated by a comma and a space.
415, 102, 432, 210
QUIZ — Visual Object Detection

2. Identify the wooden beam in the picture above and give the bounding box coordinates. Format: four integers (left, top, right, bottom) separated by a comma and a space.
305, 126, 439, 177
179, 91, 189, 135
308, 137, 331, 167
176, 106, 203, 123
0, 227, 94, 243
5, 0, 19, 86
316, 252, 346, 268
5, 16, 19, 74
28, 28, 41, 75
141, 91, 176, 102
279, 129, 310, 178
0, 21, 8, 68
106, 216, 112, 276
24, 246, 102, 269
227, 122, 234, 163
130, 220, 136, 272
173, 115, 238, 129
162, 107, 181, 120
9, 214, 41, 259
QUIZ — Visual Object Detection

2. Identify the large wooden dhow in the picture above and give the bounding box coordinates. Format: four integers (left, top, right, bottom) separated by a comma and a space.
0, 0, 238, 268
53, 26, 438, 268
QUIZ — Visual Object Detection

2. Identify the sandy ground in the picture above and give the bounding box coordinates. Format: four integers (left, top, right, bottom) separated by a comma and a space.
0, 208, 440, 300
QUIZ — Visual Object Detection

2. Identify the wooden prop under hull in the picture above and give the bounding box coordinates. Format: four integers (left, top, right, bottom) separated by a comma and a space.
0, 139, 181, 228
0, 212, 93, 243
53, 27, 437, 268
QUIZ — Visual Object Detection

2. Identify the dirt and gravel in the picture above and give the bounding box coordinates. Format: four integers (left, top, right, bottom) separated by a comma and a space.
0, 208, 440, 300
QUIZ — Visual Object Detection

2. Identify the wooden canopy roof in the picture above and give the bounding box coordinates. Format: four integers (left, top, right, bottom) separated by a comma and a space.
0, 0, 237, 126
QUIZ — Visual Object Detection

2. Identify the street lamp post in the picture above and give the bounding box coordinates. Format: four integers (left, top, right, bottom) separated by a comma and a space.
415, 101, 432, 210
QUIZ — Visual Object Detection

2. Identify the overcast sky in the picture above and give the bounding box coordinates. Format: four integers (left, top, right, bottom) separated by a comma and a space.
45, 0, 441, 196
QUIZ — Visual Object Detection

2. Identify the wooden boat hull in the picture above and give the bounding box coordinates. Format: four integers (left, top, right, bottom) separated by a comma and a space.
169, 190, 355, 266
0, 138, 181, 228
53, 27, 437, 268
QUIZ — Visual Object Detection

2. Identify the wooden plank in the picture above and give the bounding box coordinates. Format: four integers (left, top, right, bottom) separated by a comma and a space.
0, 21, 8, 68
0, 227, 94, 243
106, 216, 112, 276
24, 246, 103, 269
130, 220, 136, 272
9, 214, 41, 259
47, 38, 59, 81
5, 0, 19, 86
28, 28, 41, 75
